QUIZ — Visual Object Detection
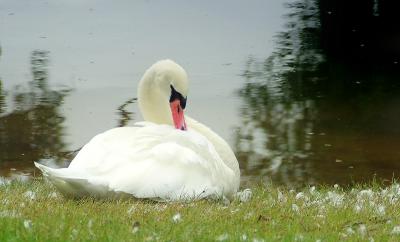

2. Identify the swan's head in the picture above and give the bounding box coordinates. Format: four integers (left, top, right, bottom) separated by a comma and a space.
138, 60, 189, 130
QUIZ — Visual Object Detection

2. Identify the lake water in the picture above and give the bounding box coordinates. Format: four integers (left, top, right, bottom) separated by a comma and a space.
1, 0, 400, 187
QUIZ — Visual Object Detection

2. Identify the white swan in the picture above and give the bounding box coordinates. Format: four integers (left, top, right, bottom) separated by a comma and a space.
35, 60, 240, 201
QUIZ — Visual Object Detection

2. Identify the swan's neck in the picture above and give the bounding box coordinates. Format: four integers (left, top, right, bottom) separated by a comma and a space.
138, 71, 173, 125
138, 90, 172, 125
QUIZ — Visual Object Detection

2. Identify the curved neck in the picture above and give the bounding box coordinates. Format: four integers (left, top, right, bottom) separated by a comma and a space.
137, 68, 173, 125
137, 60, 188, 126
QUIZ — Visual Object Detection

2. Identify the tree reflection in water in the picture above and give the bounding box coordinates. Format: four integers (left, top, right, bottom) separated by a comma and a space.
0, 50, 71, 176
236, 0, 400, 186
0, 46, 4, 115
117, 97, 137, 127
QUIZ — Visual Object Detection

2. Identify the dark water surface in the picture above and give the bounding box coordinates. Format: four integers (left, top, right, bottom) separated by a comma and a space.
1, 0, 400, 187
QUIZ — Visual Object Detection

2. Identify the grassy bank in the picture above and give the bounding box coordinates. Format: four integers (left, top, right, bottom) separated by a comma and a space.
1, 179, 400, 241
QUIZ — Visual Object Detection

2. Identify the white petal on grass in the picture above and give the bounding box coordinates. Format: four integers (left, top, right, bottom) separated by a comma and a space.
369, 201, 376, 207
132, 221, 140, 234
241, 234, 248, 241
48, 192, 58, 199
358, 224, 367, 237
127, 205, 136, 215
295, 234, 304, 241
132, 226, 139, 234
252, 238, 265, 242
172, 213, 182, 223
230, 208, 240, 214
390, 197, 398, 205
236, 188, 252, 203
88, 219, 93, 229
380, 188, 388, 196
326, 191, 344, 207
318, 205, 326, 213
389, 184, 400, 196
375, 205, 385, 216
71, 228, 78, 240
24, 190, 36, 201
23, 220, 32, 229
309, 186, 316, 194
334, 184, 339, 189
346, 227, 355, 234
277, 190, 286, 202
295, 192, 305, 200
87, 219, 94, 236
244, 212, 254, 220
0, 210, 20, 218
358, 189, 374, 199
391, 226, 400, 235
216, 233, 229, 241
354, 204, 362, 213
292, 204, 300, 213
144, 236, 154, 241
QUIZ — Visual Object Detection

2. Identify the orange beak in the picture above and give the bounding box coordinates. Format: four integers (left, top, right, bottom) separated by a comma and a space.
170, 99, 187, 130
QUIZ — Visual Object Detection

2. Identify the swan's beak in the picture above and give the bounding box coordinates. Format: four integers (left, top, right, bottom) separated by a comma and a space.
170, 99, 187, 131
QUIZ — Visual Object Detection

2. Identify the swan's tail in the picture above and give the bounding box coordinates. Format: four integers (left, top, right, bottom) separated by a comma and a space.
34, 162, 125, 199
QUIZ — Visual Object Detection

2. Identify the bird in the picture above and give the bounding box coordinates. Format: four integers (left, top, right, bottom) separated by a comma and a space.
35, 59, 240, 201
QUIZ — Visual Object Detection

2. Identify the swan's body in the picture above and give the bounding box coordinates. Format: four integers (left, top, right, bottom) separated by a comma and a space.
35, 60, 240, 201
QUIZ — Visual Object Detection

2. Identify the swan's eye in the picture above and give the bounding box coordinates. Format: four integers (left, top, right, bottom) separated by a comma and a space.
181, 96, 187, 109
170, 85, 187, 109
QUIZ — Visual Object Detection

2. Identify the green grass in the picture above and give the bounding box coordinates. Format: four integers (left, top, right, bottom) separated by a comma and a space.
1, 179, 400, 241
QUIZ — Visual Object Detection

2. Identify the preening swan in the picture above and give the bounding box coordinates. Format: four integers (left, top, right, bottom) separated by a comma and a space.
35, 60, 240, 201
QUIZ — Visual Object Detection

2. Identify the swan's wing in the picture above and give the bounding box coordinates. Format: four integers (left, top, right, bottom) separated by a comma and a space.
35, 162, 117, 198
38, 125, 236, 200
109, 142, 236, 200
